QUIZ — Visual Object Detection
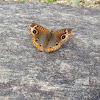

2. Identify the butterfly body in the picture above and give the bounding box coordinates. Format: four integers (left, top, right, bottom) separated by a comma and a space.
28, 23, 72, 52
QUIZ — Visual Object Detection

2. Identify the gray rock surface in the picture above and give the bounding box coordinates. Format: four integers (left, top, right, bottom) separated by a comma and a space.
0, 1, 100, 100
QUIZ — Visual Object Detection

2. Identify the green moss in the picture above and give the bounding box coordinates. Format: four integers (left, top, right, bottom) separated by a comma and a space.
74, 0, 82, 4
68, 0, 72, 5
58, 2, 64, 5
43, 0, 57, 3
18, 0, 26, 1
87, 2, 91, 6
93, 1, 95, 5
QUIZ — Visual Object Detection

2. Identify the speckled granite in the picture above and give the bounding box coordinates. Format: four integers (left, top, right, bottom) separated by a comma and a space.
0, 1, 100, 100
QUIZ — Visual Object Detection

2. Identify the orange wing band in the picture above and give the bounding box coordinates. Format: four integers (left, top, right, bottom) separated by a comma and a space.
32, 39, 44, 51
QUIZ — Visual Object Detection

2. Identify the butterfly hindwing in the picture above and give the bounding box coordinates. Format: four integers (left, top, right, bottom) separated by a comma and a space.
29, 23, 49, 51
46, 29, 72, 52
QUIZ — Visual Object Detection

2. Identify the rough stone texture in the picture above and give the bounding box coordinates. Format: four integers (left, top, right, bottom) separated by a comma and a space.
0, 1, 100, 100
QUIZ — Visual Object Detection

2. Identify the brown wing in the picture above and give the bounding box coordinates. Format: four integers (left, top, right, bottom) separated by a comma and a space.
28, 23, 49, 51
46, 29, 72, 52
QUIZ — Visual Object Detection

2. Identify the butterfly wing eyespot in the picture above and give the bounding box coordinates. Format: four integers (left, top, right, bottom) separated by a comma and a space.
60, 29, 72, 43
32, 29, 38, 34
30, 25, 38, 37
39, 44, 42, 47
31, 29, 38, 37
55, 42, 58, 45
61, 34, 66, 40
50, 46, 52, 48
35, 38, 39, 42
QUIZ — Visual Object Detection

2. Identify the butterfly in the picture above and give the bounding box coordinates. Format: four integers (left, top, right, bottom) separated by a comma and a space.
28, 23, 72, 52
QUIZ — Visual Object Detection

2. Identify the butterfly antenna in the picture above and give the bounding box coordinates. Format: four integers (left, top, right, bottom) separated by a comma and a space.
25, 25, 31, 27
